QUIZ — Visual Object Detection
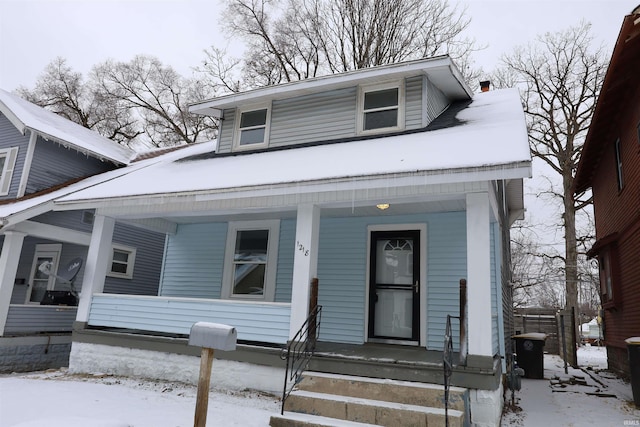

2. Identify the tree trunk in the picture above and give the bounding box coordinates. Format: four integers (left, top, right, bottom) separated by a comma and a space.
563, 173, 579, 343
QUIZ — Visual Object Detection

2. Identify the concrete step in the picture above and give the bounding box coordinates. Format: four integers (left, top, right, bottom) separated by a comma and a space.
294, 371, 468, 413
270, 412, 380, 427
283, 389, 464, 427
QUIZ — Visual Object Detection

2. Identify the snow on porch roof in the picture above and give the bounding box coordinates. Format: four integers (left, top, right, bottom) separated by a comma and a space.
0, 89, 135, 165
56, 88, 531, 205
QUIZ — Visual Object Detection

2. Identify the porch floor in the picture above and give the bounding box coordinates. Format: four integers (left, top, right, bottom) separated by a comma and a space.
313, 341, 448, 366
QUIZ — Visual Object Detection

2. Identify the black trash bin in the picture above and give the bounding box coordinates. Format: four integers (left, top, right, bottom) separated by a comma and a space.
626, 337, 640, 408
513, 333, 547, 379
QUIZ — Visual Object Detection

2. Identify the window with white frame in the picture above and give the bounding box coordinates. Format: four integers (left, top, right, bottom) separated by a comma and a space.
107, 244, 137, 279
233, 105, 271, 150
222, 220, 280, 300
358, 81, 404, 134
0, 147, 19, 196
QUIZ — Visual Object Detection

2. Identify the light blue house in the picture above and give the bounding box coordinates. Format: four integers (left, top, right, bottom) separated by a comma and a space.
0, 89, 167, 372
55, 57, 531, 426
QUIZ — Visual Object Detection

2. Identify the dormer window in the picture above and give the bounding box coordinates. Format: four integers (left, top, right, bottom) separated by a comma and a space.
358, 81, 404, 134
234, 105, 271, 150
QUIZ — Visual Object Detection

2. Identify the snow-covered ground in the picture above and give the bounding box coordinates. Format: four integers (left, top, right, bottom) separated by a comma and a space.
0, 345, 638, 426
503, 345, 640, 426
0, 370, 280, 427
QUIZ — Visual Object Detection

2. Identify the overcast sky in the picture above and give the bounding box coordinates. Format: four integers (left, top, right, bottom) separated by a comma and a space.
0, 0, 637, 91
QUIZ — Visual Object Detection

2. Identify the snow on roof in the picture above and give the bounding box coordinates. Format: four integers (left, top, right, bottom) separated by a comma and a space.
0, 141, 213, 227
57, 88, 530, 204
0, 89, 135, 165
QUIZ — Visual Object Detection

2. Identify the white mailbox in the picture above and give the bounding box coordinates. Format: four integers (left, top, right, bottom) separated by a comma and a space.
189, 322, 237, 351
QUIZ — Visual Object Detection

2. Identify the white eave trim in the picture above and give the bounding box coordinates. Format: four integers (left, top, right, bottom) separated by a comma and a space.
53, 161, 531, 213
189, 56, 472, 115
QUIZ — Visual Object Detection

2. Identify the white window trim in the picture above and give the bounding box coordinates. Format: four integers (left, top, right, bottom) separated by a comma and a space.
0, 146, 19, 196
221, 220, 280, 301
107, 244, 137, 279
232, 103, 272, 151
357, 80, 405, 135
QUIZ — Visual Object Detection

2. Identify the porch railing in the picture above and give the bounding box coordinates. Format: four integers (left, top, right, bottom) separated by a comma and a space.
280, 303, 322, 415
443, 279, 467, 427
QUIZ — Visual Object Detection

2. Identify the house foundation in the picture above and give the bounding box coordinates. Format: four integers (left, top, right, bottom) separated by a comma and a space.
0, 334, 71, 373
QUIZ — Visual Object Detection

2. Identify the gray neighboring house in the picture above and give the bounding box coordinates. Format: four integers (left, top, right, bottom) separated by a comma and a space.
55, 57, 531, 426
0, 89, 167, 372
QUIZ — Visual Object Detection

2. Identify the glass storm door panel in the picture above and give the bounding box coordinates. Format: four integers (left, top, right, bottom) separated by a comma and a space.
26, 245, 61, 304
368, 230, 420, 342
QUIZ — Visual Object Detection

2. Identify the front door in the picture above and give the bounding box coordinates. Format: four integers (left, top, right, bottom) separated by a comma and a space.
25, 244, 62, 304
368, 230, 420, 343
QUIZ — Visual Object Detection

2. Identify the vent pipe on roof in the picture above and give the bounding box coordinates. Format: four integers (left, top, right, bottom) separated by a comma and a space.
480, 81, 491, 92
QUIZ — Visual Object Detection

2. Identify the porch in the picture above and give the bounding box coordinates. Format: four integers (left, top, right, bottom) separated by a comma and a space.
75, 293, 500, 391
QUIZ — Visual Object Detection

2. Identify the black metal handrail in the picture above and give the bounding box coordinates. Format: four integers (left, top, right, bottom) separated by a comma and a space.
280, 304, 322, 415
443, 314, 457, 427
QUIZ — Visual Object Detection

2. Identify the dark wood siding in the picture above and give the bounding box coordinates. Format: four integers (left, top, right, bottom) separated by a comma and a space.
590, 73, 640, 376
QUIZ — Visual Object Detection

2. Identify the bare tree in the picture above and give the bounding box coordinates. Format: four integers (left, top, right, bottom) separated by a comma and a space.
18, 56, 217, 148
92, 55, 217, 147
497, 22, 608, 322
17, 57, 141, 145
202, 0, 481, 91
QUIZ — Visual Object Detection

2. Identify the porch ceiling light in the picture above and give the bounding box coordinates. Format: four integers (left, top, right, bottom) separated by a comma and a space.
376, 203, 390, 210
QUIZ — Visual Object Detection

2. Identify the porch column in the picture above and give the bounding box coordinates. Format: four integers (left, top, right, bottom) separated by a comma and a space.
76, 214, 115, 324
0, 231, 26, 335
289, 204, 320, 339
466, 192, 493, 358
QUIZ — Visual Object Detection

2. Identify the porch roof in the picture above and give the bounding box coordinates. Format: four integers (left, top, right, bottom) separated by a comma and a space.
0, 142, 214, 230
54, 88, 530, 216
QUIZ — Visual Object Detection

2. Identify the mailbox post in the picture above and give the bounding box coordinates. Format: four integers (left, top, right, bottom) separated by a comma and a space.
188, 322, 237, 427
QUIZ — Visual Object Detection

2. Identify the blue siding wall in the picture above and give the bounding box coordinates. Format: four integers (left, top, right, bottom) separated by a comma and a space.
317, 212, 467, 347
106, 222, 166, 295
157, 212, 468, 347
0, 114, 29, 199
27, 137, 114, 194
160, 220, 296, 301
29, 210, 165, 296
160, 222, 227, 298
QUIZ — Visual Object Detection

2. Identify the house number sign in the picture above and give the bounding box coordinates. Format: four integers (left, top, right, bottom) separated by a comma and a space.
296, 241, 310, 257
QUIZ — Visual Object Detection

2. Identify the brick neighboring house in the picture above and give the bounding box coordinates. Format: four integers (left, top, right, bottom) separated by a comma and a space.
573, 5, 640, 377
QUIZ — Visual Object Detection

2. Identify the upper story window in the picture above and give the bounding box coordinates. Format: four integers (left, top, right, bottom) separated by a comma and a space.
614, 138, 624, 191
0, 147, 19, 196
222, 220, 280, 301
358, 81, 404, 134
107, 244, 137, 279
233, 105, 271, 150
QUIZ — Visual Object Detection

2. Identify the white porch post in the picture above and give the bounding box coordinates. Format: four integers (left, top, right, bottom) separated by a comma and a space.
289, 204, 320, 339
0, 231, 26, 335
76, 214, 115, 324
466, 192, 493, 357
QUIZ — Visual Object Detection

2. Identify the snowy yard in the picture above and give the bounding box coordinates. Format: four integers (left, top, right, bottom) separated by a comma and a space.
0, 345, 638, 426
503, 345, 640, 426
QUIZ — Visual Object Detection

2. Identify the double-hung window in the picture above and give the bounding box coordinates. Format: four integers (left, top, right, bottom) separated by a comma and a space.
0, 147, 19, 196
358, 81, 404, 134
234, 105, 271, 150
222, 220, 280, 300
107, 244, 137, 279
